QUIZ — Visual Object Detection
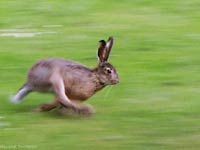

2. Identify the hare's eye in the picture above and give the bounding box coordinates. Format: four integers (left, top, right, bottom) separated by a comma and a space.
106, 68, 112, 74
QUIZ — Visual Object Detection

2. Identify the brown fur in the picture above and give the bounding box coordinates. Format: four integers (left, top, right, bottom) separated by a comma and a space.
13, 37, 119, 115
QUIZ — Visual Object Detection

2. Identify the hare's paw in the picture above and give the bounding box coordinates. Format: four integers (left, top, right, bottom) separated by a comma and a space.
59, 103, 95, 117
37, 102, 58, 112
78, 104, 95, 116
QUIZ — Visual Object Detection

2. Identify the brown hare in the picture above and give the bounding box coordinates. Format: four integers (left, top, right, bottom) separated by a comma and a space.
11, 36, 119, 115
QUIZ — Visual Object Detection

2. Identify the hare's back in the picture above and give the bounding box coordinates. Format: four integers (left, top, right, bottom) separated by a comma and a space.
27, 58, 83, 87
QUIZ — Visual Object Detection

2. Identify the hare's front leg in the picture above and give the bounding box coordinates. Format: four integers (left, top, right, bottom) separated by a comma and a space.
59, 102, 95, 116
38, 100, 60, 111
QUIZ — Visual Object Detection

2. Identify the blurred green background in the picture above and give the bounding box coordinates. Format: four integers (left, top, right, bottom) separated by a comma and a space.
0, 0, 199, 150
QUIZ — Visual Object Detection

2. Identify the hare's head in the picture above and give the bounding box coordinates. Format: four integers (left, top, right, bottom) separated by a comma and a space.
96, 37, 119, 85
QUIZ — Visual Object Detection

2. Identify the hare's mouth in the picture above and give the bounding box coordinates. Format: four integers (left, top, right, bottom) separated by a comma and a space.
111, 79, 119, 85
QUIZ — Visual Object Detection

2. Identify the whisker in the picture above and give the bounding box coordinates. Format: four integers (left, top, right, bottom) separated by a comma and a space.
104, 86, 114, 100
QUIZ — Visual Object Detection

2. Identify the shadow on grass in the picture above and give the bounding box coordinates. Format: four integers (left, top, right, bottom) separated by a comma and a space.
10, 104, 94, 120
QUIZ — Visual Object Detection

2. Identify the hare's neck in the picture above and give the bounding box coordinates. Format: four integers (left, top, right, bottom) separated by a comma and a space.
92, 68, 106, 92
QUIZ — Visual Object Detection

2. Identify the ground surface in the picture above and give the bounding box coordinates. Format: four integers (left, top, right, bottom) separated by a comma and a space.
0, 0, 199, 150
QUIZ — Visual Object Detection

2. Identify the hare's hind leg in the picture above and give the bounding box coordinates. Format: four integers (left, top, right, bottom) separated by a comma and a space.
38, 100, 60, 111
49, 73, 80, 111
49, 73, 93, 115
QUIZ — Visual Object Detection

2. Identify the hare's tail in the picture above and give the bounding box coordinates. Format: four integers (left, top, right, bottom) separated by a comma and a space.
10, 83, 32, 103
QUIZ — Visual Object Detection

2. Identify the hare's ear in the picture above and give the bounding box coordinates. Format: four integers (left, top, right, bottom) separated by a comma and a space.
97, 37, 114, 62
104, 36, 114, 61
98, 40, 106, 63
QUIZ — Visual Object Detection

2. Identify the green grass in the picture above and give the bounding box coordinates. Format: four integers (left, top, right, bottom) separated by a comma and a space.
0, 0, 200, 149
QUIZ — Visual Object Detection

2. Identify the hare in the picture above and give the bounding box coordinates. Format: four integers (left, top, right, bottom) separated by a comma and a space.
11, 36, 119, 115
